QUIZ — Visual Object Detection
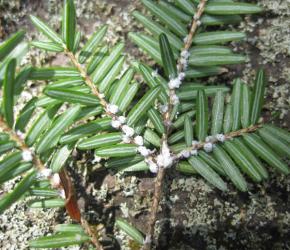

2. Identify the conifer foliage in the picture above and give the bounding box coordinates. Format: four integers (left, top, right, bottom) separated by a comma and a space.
0, 0, 289, 249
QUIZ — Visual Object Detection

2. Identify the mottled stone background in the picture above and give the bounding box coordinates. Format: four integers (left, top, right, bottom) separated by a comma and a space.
0, 0, 289, 250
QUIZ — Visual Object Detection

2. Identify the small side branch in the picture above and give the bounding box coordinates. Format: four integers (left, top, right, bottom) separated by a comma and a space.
64, 49, 144, 149
182, 0, 208, 52
164, 0, 208, 135
65, 50, 107, 107
0, 116, 103, 250
177, 124, 263, 159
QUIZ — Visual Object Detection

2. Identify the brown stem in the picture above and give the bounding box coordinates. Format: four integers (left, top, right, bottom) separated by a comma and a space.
145, 1, 209, 249
177, 124, 263, 158
164, 0, 208, 129
64, 49, 132, 249
64, 50, 107, 107
64, 49, 140, 148
142, 168, 166, 250
224, 124, 262, 138
181, 0, 208, 53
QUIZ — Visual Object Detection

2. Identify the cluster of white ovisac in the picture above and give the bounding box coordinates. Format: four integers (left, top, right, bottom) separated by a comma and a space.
178, 134, 226, 159
154, 50, 191, 171
145, 44, 225, 170
141, 50, 192, 173
37, 168, 66, 199
16, 131, 66, 198
106, 103, 160, 173
167, 49, 190, 106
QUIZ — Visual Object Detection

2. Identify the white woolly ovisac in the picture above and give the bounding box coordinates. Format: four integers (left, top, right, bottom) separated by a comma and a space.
171, 94, 180, 105
180, 50, 190, 59
159, 104, 168, 113
204, 142, 213, 153
118, 116, 126, 124
122, 125, 135, 137
164, 120, 172, 127
146, 159, 159, 174
168, 77, 181, 89
58, 189, 66, 199
51, 173, 61, 188
216, 134, 225, 142
37, 168, 52, 179
111, 119, 121, 128
122, 135, 131, 143
180, 150, 191, 158
138, 146, 150, 157
156, 154, 173, 168
190, 149, 198, 156
179, 58, 188, 69
22, 150, 33, 162
156, 141, 173, 168
107, 104, 119, 114
156, 154, 163, 167
178, 72, 186, 81
16, 130, 25, 140
134, 136, 144, 146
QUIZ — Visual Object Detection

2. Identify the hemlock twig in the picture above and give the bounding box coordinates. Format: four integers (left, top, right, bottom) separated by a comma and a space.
143, 1, 209, 249
0, 116, 103, 250
176, 124, 263, 160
